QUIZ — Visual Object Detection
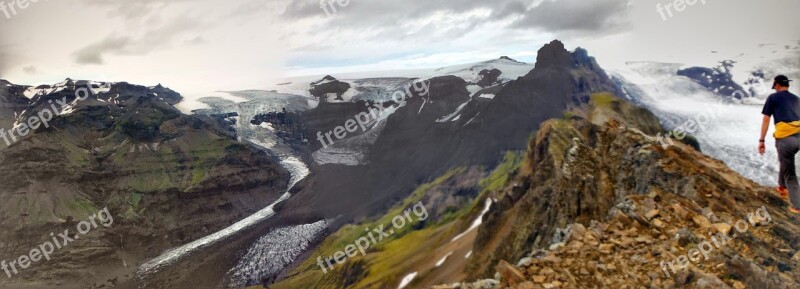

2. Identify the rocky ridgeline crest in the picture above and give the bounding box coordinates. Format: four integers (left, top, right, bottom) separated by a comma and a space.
437, 115, 800, 288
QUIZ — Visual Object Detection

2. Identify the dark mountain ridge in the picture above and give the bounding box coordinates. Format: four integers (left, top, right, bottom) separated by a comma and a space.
291, 40, 626, 223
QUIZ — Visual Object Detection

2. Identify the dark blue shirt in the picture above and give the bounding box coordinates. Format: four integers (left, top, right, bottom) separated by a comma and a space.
762, 91, 800, 124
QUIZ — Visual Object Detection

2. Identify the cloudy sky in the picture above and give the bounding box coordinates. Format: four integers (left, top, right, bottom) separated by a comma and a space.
0, 0, 798, 97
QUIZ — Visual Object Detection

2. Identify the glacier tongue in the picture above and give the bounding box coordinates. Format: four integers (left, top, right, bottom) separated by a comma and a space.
136, 156, 310, 279
137, 91, 312, 281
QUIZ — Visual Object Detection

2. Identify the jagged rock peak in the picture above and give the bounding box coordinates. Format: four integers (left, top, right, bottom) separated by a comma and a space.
535, 40, 572, 68
531, 41, 603, 73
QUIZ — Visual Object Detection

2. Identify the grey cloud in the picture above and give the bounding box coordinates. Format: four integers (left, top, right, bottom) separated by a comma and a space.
512, 0, 631, 34
185, 36, 208, 45
83, 0, 185, 20
281, 0, 325, 18
281, 0, 631, 46
283, 0, 505, 19
493, 1, 529, 19
281, 0, 511, 49
22, 66, 38, 74
73, 36, 132, 64
73, 15, 203, 64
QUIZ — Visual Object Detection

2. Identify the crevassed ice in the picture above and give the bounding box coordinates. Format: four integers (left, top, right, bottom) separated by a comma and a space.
225, 220, 328, 288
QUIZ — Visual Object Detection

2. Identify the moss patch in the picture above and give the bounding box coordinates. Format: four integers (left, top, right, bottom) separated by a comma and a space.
271, 168, 467, 289
479, 151, 523, 193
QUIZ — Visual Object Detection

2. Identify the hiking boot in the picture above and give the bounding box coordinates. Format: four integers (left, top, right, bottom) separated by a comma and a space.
777, 186, 789, 200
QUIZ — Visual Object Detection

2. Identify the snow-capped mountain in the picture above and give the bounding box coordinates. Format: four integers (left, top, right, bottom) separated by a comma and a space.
269, 56, 534, 106
246, 56, 541, 166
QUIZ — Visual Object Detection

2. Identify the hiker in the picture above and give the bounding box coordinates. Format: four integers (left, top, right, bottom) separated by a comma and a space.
758, 75, 800, 213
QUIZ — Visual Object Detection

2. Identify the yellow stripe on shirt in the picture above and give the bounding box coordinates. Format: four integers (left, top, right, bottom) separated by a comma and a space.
775, 121, 800, 139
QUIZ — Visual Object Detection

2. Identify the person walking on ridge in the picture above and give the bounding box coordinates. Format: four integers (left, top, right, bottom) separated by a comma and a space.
759, 75, 800, 213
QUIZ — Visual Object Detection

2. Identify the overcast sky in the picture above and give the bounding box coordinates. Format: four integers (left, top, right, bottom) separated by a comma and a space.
0, 0, 798, 97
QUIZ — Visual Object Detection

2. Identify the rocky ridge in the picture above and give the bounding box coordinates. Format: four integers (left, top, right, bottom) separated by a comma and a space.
441, 108, 800, 288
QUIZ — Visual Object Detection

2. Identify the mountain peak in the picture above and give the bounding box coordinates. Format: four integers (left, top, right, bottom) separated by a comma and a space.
543, 39, 566, 49
498, 56, 523, 63
535, 40, 571, 68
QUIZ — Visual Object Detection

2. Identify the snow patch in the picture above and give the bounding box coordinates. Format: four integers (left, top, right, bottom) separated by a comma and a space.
418, 98, 427, 114
436, 99, 470, 123
398, 272, 418, 289
258, 122, 275, 131
463, 112, 480, 127
175, 98, 211, 114
451, 198, 492, 242
423, 58, 533, 84
435, 252, 453, 267
465, 85, 482, 96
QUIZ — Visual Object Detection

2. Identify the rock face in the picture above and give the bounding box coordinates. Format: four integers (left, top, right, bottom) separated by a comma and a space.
0, 80, 289, 288
462, 112, 800, 288
477, 69, 502, 88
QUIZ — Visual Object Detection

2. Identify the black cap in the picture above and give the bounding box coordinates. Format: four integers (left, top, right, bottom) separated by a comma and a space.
775, 75, 792, 87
